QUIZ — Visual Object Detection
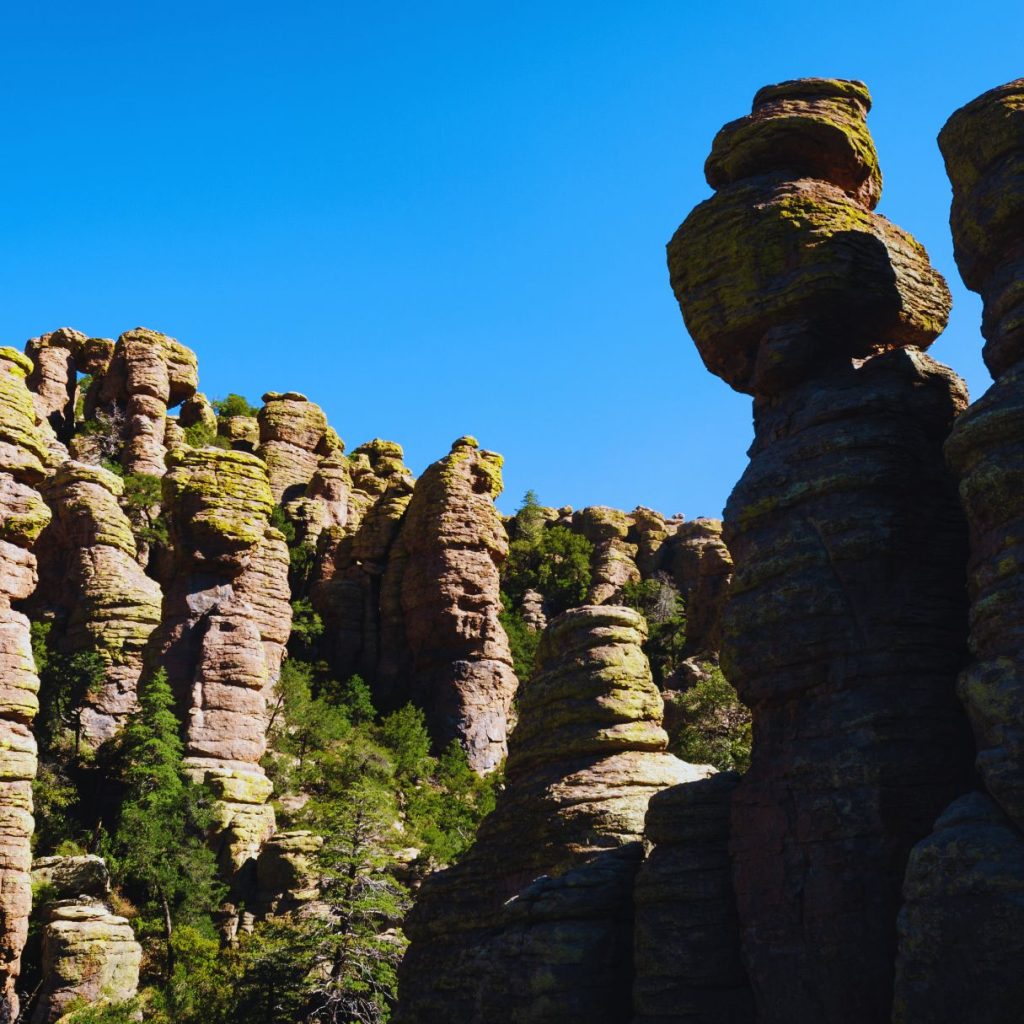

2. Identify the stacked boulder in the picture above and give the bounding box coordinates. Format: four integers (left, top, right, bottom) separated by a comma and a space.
667, 78, 973, 1022
577, 506, 641, 604
152, 447, 290, 877
893, 79, 1024, 1022
381, 437, 517, 772
398, 605, 712, 1023
33, 462, 163, 745
88, 327, 198, 476
0, 347, 52, 1020
256, 391, 333, 503
30, 856, 141, 1024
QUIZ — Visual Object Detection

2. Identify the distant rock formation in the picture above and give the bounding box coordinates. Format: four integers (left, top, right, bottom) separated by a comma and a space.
893, 78, 1024, 1023
632, 772, 752, 1024
398, 605, 711, 1023
0, 347, 52, 1021
383, 437, 517, 772
33, 462, 163, 745
152, 447, 290, 878
29, 855, 141, 1024
257, 391, 333, 503
668, 78, 973, 1023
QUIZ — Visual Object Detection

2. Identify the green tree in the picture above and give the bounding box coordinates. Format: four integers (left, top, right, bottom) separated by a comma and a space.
498, 593, 540, 684
667, 664, 751, 773
212, 393, 259, 418
378, 704, 431, 782
619, 577, 688, 686
120, 472, 169, 547
105, 670, 224, 965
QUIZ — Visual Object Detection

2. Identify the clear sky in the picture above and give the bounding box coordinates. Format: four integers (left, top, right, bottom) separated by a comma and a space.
2, 2, 1021, 516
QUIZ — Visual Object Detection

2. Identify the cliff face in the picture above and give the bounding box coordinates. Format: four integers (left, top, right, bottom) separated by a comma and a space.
0, 348, 52, 1022
893, 79, 1024, 1023
668, 78, 973, 1023
398, 605, 711, 1023
153, 447, 289, 877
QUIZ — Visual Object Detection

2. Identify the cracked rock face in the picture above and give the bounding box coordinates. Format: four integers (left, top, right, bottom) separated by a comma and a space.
383, 436, 517, 772
0, 347, 51, 1021
151, 447, 289, 876
34, 462, 163, 745
669, 79, 973, 1023
398, 605, 712, 1024
893, 79, 1024, 1024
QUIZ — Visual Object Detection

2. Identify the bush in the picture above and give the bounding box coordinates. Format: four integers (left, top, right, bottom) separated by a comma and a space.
212, 393, 259, 418
499, 593, 540, 684
619, 577, 687, 686
121, 472, 170, 547
668, 664, 751, 773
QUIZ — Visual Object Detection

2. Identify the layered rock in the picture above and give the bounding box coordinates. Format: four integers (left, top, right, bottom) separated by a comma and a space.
668, 518, 731, 659
576, 506, 641, 604
90, 328, 198, 476
398, 605, 712, 1023
24, 329, 86, 445
893, 79, 1024, 1022
668, 79, 973, 1022
152, 447, 289, 876
257, 391, 330, 502
30, 856, 140, 1024
632, 772, 752, 1024
33, 462, 162, 744
382, 437, 516, 771
0, 347, 51, 1020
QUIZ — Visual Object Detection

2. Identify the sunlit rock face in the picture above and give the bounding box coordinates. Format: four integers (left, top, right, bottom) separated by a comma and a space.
397, 605, 712, 1024
149, 447, 290, 879
668, 78, 974, 1023
893, 79, 1024, 1024
0, 347, 52, 1021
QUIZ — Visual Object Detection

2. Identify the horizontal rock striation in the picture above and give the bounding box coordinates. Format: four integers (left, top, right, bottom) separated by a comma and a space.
0, 347, 52, 1021
398, 605, 711, 1023
894, 79, 1024, 1023
257, 391, 331, 503
668, 79, 973, 1023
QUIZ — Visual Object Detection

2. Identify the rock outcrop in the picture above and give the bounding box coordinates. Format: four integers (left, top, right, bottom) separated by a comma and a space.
893, 79, 1024, 1023
33, 462, 163, 745
398, 605, 712, 1023
257, 391, 331, 503
90, 328, 198, 476
576, 506, 641, 604
30, 856, 141, 1024
668, 518, 731, 659
668, 78, 973, 1023
632, 772, 752, 1024
0, 347, 52, 1020
382, 437, 517, 772
152, 447, 290, 877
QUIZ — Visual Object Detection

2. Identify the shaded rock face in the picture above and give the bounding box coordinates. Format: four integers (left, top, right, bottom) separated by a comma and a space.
383, 437, 516, 772
398, 605, 712, 1023
668, 518, 732, 659
151, 447, 290, 876
30, 857, 140, 1024
33, 462, 163, 745
24, 329, 86, 446
668, 79, 973, 1023
90, 327, 198, 476
632, 772, 753, 1024
253, 831, 324, 917
893, 80, 1024, 1023
0, 347, 52, 1021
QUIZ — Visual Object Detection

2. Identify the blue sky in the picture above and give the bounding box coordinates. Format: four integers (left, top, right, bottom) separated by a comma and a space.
2, 2, 1021, 516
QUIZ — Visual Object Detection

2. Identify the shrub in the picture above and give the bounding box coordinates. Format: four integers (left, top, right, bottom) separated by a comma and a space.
212, 393, 259, 418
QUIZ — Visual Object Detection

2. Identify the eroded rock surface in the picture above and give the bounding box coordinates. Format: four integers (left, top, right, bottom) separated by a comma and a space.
151, 447, 289, 876
0, 347, 51, 1020
893, 79, 1024, 1024
398, 605, 711, 1023
668, 79, 972, 1023
257, 391, 330, 503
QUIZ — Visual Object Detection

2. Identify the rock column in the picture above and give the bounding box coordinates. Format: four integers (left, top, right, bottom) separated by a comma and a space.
667, 79, 973, 1023
398, 605, 712, 1023
893, 79, 1024, 1023
0, 347, 52, 1021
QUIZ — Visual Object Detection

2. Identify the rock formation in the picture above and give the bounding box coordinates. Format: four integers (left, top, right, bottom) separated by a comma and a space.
89, 327, 198, 476
632, 772, 752, 1024
257, 391, 331, 503
668, 78, 973, 1022
576, 506, 641, 604
893, 79, 1024, 1022
153, 447, 290, 877
33, 462, 163, 745
668, 518, 731, 660
398, 605, 712, 1023
0, 347, 52, 1020
29, 856, 141, 1024
382, 437, 516, 772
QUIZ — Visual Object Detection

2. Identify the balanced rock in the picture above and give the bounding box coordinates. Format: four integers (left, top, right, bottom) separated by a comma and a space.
0, 347, 51, 1020
33, 462, 163, 744
398, 605, 712, 1023
575, 506, 641, 604
151, 447, 289, 876
893, 79, 1024, 1023
257, 391, 329, 502
668, 79, 973, 1023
